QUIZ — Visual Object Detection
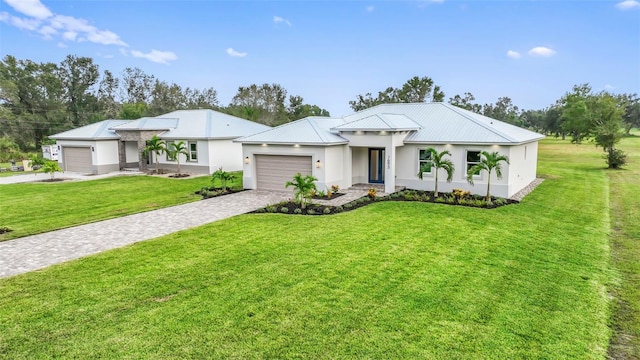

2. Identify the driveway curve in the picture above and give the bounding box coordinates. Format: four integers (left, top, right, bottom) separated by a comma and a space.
0, 190, 289, 279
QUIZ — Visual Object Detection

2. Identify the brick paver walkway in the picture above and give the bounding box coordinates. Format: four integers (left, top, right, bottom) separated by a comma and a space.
0, 190, 290, 279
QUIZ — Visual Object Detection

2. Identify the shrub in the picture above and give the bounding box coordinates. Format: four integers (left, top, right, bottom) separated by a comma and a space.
403, 193, 415, 200
473, 199, 485, 207
266, 205, 277, 213
368, 188, 377, 198
494, 198, 506, 206
323, 207, 331, 214
294, 208, 302, 214
331, 184, 340, 193
255, 208, 266, 213
446, 197, 455, 204
344, 203, 353, 209
334, 205, 343, 213
435, 197, 446, 203
280, 207, 289, 213
606, 148, 627, 169
307, 209, 316, 215
452, 188, 471, 200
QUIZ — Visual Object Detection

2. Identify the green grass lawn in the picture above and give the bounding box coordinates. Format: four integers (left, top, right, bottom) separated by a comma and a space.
607, 131, 640, 358
0, 175, 218, 240
0, 137, 627, 358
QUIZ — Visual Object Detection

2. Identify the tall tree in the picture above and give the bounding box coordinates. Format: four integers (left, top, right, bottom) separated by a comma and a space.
560, 84, 593, 143
448, 92, 482, 113
97, 70, 120, 119
591, 93, 626, 168
287, 95, 330, 121
349, 76, 445, 111
229, 83, 288, 126
59, 55, 100, 126
482, 97, 521, 125
121, 67, 154, 104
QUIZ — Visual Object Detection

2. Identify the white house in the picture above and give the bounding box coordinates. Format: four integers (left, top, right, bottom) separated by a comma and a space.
50, 109, 270, 175
237, 103, 544, 198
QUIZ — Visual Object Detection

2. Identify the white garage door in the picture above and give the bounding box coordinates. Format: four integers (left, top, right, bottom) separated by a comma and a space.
256, 155, 313, 191
63, 147, 93, 173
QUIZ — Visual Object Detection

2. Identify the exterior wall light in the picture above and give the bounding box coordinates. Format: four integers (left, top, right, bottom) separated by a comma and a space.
316, 160, 321, 168
244, 156, 250, 164
91, 146, 95, 152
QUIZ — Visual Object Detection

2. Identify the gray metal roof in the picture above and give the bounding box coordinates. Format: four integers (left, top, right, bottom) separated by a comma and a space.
110, 117, 178, 131
342, 103, 544, 145
332, 113, 421, 131
236, 117, 349, 145
50, 120, 131, 140
155, 109, 271, 139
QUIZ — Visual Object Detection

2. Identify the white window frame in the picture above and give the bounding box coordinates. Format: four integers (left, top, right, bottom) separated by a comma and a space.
188, 141, 198, 162
466, 149, 482, 179
418, 148, 434, 177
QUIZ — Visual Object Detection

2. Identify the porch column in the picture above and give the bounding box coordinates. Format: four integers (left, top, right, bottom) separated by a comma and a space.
384, 145, 396, 194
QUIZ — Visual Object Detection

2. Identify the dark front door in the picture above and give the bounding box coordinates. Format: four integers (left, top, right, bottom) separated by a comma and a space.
369, 148, 385, 183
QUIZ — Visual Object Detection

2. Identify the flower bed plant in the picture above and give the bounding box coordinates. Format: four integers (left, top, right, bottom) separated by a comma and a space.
252, 188, 517, 216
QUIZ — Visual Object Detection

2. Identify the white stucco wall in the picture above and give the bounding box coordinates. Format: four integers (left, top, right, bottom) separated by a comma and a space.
95, 141, 120, 165
241, 144, 328, 190
209, 139, 243, 172
395, 143, 538, 198
125, 141, 138, 163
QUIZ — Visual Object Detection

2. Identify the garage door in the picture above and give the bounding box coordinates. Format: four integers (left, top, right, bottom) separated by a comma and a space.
63, 147, 93, 173
256, 155, 312, 191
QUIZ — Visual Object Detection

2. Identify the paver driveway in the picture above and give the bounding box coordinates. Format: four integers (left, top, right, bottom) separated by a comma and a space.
0, 190, 290, 279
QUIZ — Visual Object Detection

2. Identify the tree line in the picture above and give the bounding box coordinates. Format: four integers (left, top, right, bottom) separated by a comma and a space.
1, 55, 638, 167
0, 55, 329, 153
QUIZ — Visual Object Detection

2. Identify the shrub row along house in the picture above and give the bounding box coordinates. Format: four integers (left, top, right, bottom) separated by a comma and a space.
51, 103, 543, 198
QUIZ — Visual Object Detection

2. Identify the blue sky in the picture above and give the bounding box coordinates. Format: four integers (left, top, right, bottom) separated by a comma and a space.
1, 0, 639, 116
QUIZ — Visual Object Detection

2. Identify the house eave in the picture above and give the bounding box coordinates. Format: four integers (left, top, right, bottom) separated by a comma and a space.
238, 140, 349, 146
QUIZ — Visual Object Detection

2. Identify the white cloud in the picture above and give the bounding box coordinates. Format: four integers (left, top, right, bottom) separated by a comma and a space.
615, 0, 640, 10
4, 0, 52, 19
49, 14, 127, 46
507, 50, 521, 59
366, 5, 375, 12
528, 46, 556, 57
62, 31, 77, 41
57, 42, 67, 48
273, 16, 291, 26
604, 84, 616, 90
226, 47, 247, 57
130, 49, 177, 65
38, 25, 57, 38
5, 15, 41, 31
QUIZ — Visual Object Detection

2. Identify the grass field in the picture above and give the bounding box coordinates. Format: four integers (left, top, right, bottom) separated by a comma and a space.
0, 137, 631, 358
0, 175, 215, 240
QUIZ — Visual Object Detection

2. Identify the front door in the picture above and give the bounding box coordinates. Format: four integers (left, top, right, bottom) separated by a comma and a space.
368, 148, 385, 183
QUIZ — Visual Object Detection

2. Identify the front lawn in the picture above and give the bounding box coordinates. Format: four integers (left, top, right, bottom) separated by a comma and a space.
0, 137, 618, 358
0, 175, 214, 240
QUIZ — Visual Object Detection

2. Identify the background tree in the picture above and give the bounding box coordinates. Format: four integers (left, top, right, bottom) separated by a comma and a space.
121, 67, 154, 104
448, 92, 482, 113
618, 93, 640, 134
467, 151, 509, 202
97, 70, 120, 119
349, 76, 445, 111
591, 93, 627, 168
482, 97, 521, 125
560, 84, 593, 143
417, 148, 454, 197
59, 55, 100, 127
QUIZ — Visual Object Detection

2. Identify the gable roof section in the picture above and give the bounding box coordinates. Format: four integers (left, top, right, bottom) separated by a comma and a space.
50, 120, 131, 140
342, 103, 544, 145
332, 113, 421, 131
236, 117, 349, 145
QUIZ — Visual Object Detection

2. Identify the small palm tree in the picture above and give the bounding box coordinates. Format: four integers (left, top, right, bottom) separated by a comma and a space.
167, 140, 189, 175
211, 167, 235, 191
142, 135, 166, 174
285, 173, 318, 209
42, 160, 62, 180
467, 151, 510, 202
417, 148, 455, 197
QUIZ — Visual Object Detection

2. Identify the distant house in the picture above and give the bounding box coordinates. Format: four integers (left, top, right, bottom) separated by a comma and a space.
237, 103, 544, 198
50, 109, 270, 175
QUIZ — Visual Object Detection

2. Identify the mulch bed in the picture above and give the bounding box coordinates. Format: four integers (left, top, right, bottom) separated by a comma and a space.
0, 226, 13, 235
311, 192, 346, 200
38, 178, 66, 182
169, 173, 191, 178
195, 187, 245, 199
251, 189, 519, 216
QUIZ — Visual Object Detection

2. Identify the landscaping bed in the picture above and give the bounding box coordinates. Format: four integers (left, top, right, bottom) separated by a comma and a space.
195, 187, 245, 199
253, 189, 518, 215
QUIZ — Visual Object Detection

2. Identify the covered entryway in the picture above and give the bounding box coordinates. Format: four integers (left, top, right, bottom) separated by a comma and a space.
255, 155, 312, 191
62, 147, 92, 173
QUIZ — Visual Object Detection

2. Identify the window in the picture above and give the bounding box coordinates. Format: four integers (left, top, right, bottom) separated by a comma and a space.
166, 142, 176, 161
466, 150, 481, 177
418, 149, 433, 174
188, 141, 197, 162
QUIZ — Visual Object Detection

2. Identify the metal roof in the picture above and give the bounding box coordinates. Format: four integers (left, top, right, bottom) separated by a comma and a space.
342, 103, 544, 144
236, 117, 349, 145
332, 113, 421, 131
110, 117, 178, 131
156, 109, 270, 139
51, 110, 271, 141
50, 120, 130, 140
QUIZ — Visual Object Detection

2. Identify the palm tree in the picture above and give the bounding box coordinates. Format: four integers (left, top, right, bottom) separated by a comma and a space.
417, 148, 455, 197
42, 160, 62, 180
167, 140, 189, 175
467, 151, 510, 202
211, 167, 235, 191
142, 135, 165, 174
285, 173, 318, 209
